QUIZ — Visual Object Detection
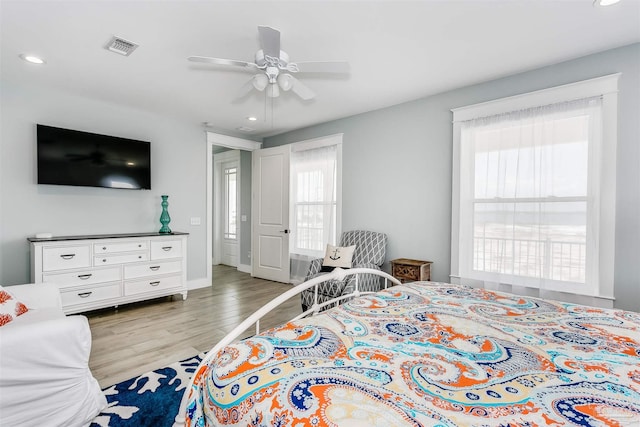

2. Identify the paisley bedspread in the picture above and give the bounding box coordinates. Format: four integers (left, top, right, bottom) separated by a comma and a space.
185, 282, 640, 426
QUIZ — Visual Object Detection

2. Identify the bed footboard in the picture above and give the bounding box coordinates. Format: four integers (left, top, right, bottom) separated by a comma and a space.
172, 267, 401, 427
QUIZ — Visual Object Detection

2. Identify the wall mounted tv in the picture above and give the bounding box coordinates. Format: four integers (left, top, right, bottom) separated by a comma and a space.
37, 124, 151, 190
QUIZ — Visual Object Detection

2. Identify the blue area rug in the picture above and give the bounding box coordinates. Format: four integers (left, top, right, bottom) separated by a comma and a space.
90, 354, 202, 427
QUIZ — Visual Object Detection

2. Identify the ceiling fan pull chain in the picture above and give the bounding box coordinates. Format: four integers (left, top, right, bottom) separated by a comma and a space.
264, 90, 267, 123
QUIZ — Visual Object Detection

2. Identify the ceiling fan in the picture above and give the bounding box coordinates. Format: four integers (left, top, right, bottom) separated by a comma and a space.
188, 26, 349, 101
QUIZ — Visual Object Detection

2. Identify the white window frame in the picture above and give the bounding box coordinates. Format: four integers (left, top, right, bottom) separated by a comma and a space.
451, 74, 619, 303
223, 165, 238, 241
290, 134, 343, 258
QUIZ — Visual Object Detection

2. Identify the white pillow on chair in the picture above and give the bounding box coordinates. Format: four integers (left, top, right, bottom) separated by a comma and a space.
322, 244, 356, 269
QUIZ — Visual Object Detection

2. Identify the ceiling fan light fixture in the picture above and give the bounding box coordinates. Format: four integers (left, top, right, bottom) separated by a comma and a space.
252, 74, 268, 91
277, 73, 294, 91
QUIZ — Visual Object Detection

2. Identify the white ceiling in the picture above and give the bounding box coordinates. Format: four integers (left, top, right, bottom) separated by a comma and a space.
1, 1, 639, 138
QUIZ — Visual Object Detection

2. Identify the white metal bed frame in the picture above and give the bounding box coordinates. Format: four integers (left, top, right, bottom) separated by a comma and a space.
172, 267, 402, 427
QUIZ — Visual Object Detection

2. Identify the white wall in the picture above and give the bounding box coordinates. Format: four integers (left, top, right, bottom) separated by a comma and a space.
265, 43, 640, 312
0, 82, 208, 285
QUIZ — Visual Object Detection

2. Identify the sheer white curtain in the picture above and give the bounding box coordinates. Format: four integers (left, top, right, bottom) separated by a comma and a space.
289, 144, 338, 283
458, 97, 603, 297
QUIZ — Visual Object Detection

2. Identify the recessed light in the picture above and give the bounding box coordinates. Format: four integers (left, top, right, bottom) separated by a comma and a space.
247, 116, 258, 121
19, 54, 45, 64
126, 162, 135, 166
594, 0, 620, 5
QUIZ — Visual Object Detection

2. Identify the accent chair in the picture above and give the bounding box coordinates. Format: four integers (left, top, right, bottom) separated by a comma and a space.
301, 230, 387, 312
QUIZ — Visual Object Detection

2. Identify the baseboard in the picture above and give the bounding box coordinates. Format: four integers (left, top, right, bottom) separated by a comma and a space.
237, 263, 251, 274
187, 278, 210, 290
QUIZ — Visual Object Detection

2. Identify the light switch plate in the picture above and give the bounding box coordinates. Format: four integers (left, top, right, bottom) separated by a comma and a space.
190, 217, 201, 226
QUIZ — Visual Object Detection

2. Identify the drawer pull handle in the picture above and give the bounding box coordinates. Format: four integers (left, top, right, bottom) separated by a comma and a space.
161, 246, 172, 251
78, 274, 93, 280
138, 256, 142, 259
138, 244, 142, 248
150, 281, 161, 286
102, 259, 107, 263
60, 254, 76, 260
102, 247, 107, 250
149, 266, 161, 271
77, 291, 92, 298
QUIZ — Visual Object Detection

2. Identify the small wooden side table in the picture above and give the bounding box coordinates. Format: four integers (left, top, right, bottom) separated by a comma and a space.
391, 258, 432, 283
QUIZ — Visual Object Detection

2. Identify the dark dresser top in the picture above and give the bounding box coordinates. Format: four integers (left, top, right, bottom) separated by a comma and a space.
27, 231, 189, 242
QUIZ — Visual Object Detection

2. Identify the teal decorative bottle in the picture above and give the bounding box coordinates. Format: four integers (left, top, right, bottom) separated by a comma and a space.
159, 195, 172, 234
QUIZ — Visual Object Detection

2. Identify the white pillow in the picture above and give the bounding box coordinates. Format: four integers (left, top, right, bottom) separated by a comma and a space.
0, 285, 29, 327
322, 244, 356, 269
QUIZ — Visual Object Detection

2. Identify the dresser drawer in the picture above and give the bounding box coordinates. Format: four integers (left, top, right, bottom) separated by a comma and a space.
124, 275, 182, 296
60, 282, 121, 307
43, 267, 121, 289
124, 260, 182, 280
43, 245, 91, 271
95, 252, 149, 266
150, 240, 183, 260
94, 241, 148, 254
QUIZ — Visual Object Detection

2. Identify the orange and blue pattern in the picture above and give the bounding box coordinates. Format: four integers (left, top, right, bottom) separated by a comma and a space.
186, 283, 640, 426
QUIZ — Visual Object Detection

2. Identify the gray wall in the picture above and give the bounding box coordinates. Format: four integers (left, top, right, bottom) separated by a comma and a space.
0, 82, 209, 285
265, 43, 640, 312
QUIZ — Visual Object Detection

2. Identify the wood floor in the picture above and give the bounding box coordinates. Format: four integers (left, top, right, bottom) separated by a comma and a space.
86, 265, 300, 387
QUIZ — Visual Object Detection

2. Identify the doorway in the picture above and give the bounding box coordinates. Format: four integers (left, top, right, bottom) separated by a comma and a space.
213, 149, 239, 267
206, 132, 262, 287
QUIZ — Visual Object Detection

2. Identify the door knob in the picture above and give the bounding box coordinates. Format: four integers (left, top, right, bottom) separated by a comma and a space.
280, 229, 290, 234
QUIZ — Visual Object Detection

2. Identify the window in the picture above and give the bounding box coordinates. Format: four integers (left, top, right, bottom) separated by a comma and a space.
224, 166, 237, 240
290, 139, 342, 257
451, 75, 619, 300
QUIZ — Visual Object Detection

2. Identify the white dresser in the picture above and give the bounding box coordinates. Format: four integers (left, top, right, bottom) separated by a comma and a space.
29, 232, 188, 314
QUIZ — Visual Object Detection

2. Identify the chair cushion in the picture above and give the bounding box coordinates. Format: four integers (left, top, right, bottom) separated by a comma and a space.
322, 244, 356, 269
340, 230, 387, 266
0, 286, 29, 327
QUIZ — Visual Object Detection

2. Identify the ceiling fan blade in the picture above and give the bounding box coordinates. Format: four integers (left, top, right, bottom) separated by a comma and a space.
258, 26, 281, 59
293, 61, 350, 74
289, 76, 316, 100
187, 56, 258, 71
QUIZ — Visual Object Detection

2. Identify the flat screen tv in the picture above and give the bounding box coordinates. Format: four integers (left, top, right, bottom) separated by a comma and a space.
37, 124, 151, 190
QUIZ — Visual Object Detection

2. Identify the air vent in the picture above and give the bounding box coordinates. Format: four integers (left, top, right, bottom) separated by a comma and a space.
105, 36, 139, 56
236, 126, 255, 133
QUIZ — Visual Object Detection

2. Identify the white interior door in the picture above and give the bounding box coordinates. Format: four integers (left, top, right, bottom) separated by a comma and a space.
252, 145, 290, 283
